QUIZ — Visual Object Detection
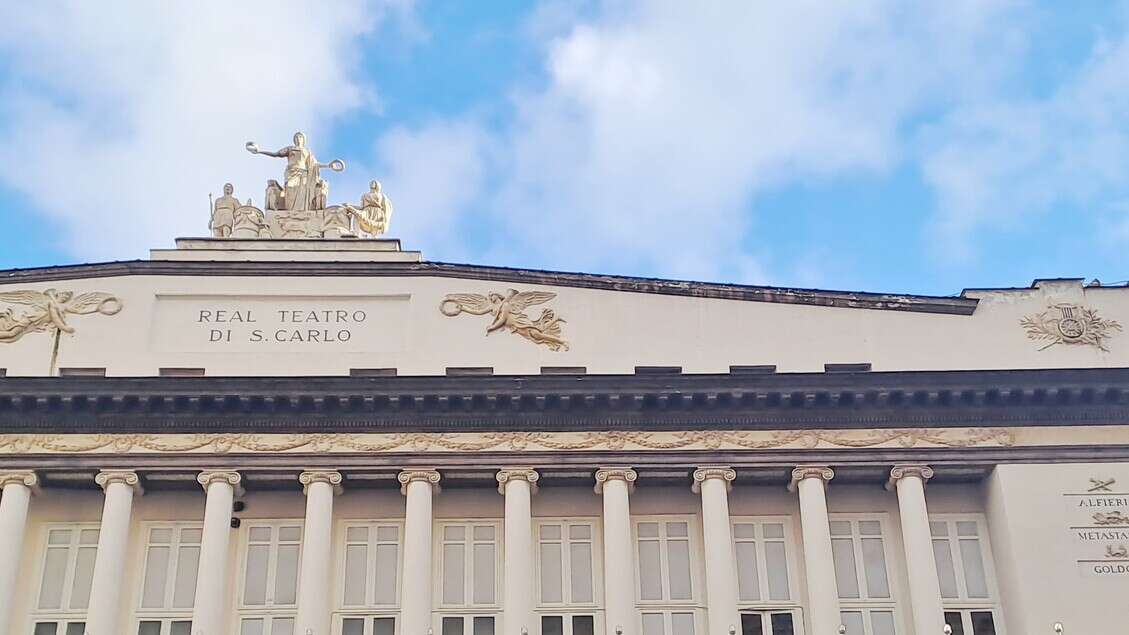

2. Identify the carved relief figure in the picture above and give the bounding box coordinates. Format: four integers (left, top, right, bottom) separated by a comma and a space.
246, 131, 344, 211
344, 180, 394, 237
1093, 511, 1129, 526
210, 183, 239, 237
441, 289, 569, 351
322, 206, 352, 238
232, 201, 270, 238
1020, 303, 1122, 351
0, 289, 123, 344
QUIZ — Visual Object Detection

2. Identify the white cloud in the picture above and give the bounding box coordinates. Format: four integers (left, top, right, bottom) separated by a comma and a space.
0, 2, 410, 261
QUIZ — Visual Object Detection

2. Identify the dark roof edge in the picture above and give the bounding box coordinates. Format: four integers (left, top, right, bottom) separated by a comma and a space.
0, 259, 978, 315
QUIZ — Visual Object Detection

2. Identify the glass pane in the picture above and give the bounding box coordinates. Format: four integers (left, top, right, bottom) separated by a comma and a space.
541, 524, 562, 540
861, 538, 890, 598
573, 616, 595, 635
343, 543, 367, 605
871, 611, 896, 635
736, 542, 760, 601
740, 613, 764, 635
150, 528, 172, 544
374, 543, 399, 604
858, 521, 881, 536
65, 624, 85, 635
671, 613, 695, 635
765, 542, 790, 601
272, 617, 294, 635
48, 529, 71, 544
473, 542, 496, 604
377, 526, 399, 542
960, 539, 990, 598
473, 526, 494, 541
541, 542, 564, 603
840, 611, 864, 635
570, 524, 592, 540
570, 541, 594, 603
241, 620, 265, 635
638, 522, 659, 538
473, 616, 494, 635
930, 522, 948, 537
138, 622, 162, 635
642, 614, 665, 635
933, 539, 959, 599
38, 547, 68, 609
769, 613, 794, 635
181, 528, 202, 543
343, 618, 365, 635
346, 526, 368, 542
733, 523, 755, 539
243, 544, 270, 605
667, 522, 688, 538
278, 526, 301, 541
944, 612, 966, 635
829, 521, 851, 536
442, 617, 463, 635
70, 546, 97, 608
831, 538, 860, 599
444, 526, 465, 541
79, 529, 99, 544
33, 624, 58, 635
249, 527, 271, 542
668, 540, 693, 600
638, 540, 663, 600
763, 524, 784, 539
173, 545, 200, 608
542, 616, 564, 635
442, 543, 465, 604
141, 545, 171, 608
956, 522, 979, 537
171, 622, 192, 635
275, 543, 300, 605
970, 611, 997, 635
374, 617, 396, 635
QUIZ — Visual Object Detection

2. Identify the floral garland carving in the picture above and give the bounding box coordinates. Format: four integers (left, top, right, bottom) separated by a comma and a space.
0, 427, 1016, 455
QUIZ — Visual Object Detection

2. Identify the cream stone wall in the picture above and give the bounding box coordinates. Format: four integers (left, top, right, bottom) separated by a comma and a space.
1, 274, 1126, 376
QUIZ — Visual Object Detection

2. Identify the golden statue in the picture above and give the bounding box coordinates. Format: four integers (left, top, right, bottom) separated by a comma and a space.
344, 180, 394, 236
246, 131, 344, 211
0, 289, 123, 344
440, 289, 568, 351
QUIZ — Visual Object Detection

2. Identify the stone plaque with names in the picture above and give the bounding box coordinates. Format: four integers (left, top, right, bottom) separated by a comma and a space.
1064, 477, 1129, 577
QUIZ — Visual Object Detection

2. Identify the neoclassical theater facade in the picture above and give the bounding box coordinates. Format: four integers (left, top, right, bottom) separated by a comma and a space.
1, 236, 1128, 635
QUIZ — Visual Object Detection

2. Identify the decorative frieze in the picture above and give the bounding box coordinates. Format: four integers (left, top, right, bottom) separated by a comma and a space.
691, 466, 737, 493
594, 467, 638, 493
496, 467, 540, 494
298, 470, 343, 495
95, 470, 143, 495
397, 469, 441, 494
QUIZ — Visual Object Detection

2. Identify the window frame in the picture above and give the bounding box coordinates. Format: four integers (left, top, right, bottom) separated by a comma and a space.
434, 520, 504, 612
30, 522, 101, 629
336, 520, 405, 613
337, 614, 400, 635
632, 515, 703, 607
827, 514, 902, 635
929, 514, 1000, 609
730, 516, 801, 609
738, 609, 806, 635
235, 519, 305, 632
535, 517, 603, 610
638, 609, 702, 635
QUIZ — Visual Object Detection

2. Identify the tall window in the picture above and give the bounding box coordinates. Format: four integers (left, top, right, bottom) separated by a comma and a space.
135, 524, 202, 635
830, 517, 899, 635
32, 525, 99, 635
931, 517, 1000, 635
438, 522, 501, 635
635, 518, 700, 635
239, 522, 303, 635
732, 518, 800, 635
340, 523, 403, 635
537, 520, 599, 635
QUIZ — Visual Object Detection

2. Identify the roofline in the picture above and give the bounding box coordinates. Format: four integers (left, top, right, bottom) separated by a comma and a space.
0, 258, 979, 315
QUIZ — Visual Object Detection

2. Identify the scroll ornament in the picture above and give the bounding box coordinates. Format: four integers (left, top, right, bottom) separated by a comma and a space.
440, 289, 569, 351
1020, 303, 1121, 352
0, 289, 122, 344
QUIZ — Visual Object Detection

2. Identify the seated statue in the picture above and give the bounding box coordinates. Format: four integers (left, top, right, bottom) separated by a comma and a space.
343, 180, 393, 236
210, 183, 239, 237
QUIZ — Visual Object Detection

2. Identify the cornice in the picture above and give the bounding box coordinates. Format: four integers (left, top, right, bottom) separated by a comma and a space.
397, 469, 441, 494
496, 467, 540, 494
1, 367, 1125, 434
0, 259, 978, 315
95, 469, 143, 495
298, 469, 343, 495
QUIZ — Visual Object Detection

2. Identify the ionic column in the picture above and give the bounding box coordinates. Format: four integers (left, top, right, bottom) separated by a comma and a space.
693, 467, 739, 635
888, 465, 945, 635
595, 468, 638, 635
192, 470, 242, 635
498, 468, 540, 635
0, 471, 37, 635
399, 469, 441, 635
296, 470, 343, 635
789, 466, 840, 635
86, 470, 143, 635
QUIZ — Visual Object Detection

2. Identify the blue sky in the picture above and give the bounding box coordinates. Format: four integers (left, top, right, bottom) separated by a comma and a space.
1, 1, 1127, 295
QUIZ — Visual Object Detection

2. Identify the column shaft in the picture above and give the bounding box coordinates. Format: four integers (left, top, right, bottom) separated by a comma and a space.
792, 467, 840, 635
891, 466, 946, 635
296, 471, 342, 635
0, 472, 37, 635
192, 471, 241, 635
499, 469, 538, 635
399, 470, 440, 635
694, 468, 739, 635
86, 471, 141, 635
596, 468, 638, 635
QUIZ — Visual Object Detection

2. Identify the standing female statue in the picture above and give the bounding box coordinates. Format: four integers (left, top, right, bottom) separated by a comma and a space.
245, 132, 344, 211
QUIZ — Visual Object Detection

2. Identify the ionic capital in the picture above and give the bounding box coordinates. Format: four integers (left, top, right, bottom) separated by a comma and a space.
594, 467, 638, 494
299, 470, 343, 495
197, 470, 244, 497
788, 465, 835, 492
95, 470, 143, 495
0, 470, 39, 493
496, 468, 540, 494
397, 469, 441, 495
886, 464, 934, 491
691, 466, 736, 493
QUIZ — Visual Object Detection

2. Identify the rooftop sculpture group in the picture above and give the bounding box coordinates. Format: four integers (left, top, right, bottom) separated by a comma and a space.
209, 131, 393, 239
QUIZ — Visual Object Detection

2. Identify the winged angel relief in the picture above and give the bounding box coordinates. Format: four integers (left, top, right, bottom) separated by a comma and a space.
0, 289, 123, 344
440, 289, 569, 351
